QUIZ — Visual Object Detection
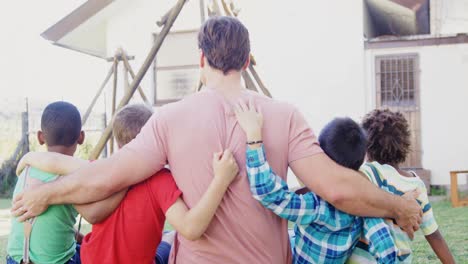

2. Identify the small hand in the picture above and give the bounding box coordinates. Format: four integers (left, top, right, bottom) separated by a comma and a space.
395, 189, 423, 240
11, 187, 50, 222
234, 98, 263, 141
212, 149, 239, 187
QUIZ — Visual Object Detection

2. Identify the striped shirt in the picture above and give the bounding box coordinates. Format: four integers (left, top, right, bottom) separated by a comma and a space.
246, 146, 398, 264
347, 162, 439, 264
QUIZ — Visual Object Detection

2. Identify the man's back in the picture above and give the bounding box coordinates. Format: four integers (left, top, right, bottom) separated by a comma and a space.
127, 89, 321, 263
7, 167, 78, 264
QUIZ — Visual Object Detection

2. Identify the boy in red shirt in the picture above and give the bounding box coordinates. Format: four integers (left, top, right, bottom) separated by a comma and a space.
17, 104, 239, 264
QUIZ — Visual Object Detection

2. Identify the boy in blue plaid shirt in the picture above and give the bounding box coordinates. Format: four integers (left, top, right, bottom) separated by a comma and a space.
234, 101, 399, 264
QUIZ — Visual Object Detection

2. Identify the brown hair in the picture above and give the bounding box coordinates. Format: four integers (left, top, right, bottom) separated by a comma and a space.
198, 16, 250, 74
112, 104, 153, 147
362, 109, 411, 165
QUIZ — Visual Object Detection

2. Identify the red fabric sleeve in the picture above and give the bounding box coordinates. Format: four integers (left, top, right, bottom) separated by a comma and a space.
147, 169, 182, 214
288, 109, 323, 163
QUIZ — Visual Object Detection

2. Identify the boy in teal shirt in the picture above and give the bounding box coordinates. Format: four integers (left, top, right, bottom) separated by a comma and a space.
8, 101, 97, 264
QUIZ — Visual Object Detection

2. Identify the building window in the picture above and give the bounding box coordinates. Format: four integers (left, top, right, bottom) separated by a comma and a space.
374, 54, 421, 169
376, 54, 419, 107
155, 66, 199, 103
152, 30, 200, 106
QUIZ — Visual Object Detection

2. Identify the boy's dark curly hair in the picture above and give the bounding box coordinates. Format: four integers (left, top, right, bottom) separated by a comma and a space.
362, 109, 411, 165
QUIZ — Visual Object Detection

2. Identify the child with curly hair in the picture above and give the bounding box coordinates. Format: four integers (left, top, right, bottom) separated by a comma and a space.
349, 109, 455, 264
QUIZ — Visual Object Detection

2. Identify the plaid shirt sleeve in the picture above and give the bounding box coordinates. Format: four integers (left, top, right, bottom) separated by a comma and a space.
246, 145, 343, 226
363, 217, 399, 264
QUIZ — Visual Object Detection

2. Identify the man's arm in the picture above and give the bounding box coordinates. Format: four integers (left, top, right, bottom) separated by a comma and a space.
17, 152, 129, 224
425, 230, 455, 264
165, 150, 238, 241
12, 113, 168, 222
16, 152, 89, 176
74, 190, 127, 224
290, 155, 422, 238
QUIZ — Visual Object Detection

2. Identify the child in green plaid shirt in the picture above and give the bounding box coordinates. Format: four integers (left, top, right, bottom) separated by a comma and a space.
235, 101, 399, 264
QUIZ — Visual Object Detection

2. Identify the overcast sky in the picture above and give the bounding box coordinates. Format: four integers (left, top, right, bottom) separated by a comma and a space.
0, 1, 105, 110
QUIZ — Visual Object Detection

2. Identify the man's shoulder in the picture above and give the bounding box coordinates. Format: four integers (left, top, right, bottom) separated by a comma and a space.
246, 92, 300, 122
162, 90, 217, 108
247, 90, 296, 109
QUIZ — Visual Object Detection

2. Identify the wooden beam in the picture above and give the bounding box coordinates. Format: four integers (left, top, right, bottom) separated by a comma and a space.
121, 54, 151, 105
199, 0, 206, 23
449, 171, 468, 207
196, 80, 203, 92
105, 55, 135, 62
124, 65, 130, 93
241, 71, 257, 92
210, 0, 222, 16
90, 0, 188, 159
109, 57, 118, 154
82, 65, 114, 125
220, 0, 233, 16
248, 64, 272, 97
156, 7, 173, 27
450, 171, 460, 207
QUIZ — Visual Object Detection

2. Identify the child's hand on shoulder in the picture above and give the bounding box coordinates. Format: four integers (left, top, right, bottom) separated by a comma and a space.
212, 149, 239, 187
234, 99, 263, 141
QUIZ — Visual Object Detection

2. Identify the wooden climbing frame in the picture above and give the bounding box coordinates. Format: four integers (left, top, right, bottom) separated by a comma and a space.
450, 170, 468, 207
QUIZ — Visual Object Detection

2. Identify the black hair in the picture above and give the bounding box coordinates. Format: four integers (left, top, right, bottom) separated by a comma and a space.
318, 117, 367, 171
40, 101, 82, 147
362, 109, 410, 165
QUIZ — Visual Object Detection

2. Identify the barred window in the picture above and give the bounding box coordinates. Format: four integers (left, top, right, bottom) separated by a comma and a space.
376, 55, 418, 107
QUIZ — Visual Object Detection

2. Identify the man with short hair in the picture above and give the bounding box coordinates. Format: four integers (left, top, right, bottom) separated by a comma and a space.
13, 17, 422, 263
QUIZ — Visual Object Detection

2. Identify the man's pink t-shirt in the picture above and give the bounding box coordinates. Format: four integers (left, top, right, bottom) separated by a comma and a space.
124, 89, 322, 264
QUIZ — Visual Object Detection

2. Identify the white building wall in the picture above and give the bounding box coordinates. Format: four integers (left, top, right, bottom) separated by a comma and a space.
431, 0, 468, 35
365, 44, 468, 185
236, 0, 366, 131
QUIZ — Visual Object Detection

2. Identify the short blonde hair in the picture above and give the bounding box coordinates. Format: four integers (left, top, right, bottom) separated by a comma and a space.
112, 104, 153, 147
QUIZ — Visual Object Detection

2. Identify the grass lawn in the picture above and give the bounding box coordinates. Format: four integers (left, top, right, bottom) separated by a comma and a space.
0, 199, 467, 263
411, 200, 468, 263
